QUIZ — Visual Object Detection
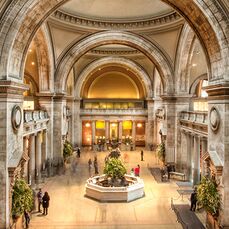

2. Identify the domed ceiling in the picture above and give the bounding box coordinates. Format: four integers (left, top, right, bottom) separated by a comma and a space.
60, 0, 173, 21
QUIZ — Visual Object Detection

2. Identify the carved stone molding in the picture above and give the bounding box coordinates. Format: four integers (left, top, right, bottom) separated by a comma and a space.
52, 10, 182, 29
209, 107, 220, 132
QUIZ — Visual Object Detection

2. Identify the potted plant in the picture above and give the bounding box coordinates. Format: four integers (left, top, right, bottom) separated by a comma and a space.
103, 158, 127, 186
156, 142, 166, 163
197, 176, 221, 229
12, 179, 33, 220
63, 140, 73, 162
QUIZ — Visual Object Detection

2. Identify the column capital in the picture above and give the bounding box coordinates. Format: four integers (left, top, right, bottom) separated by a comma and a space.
205, 84, 229, 100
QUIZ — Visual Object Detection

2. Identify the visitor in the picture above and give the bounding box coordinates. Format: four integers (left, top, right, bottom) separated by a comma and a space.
24, 210, 30, 228
94, 157, 99, 174
141, 150, 144, 161
42, 192, 50, 215
37, 188, 43, 213
77, 147, 81, 158
190, 188, 198, 211
134, 165, 140, 176
88, 158, 92, 170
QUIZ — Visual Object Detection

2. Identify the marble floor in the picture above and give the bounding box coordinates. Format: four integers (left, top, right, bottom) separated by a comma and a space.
29, 149, 203, 229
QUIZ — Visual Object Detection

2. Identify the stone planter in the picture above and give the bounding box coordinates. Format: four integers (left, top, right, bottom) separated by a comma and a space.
206, 212, 220, 229
85, 174, 144, 202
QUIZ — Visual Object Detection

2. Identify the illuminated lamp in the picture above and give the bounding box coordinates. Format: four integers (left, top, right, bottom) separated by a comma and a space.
111, 123, 117, 127
85, 122, 91, 127
137, 123, 142, 128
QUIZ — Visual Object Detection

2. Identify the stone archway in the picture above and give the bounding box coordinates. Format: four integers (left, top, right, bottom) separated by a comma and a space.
55, 31, 174, 95
0, 0, 228, 84
73, 57, 153, 99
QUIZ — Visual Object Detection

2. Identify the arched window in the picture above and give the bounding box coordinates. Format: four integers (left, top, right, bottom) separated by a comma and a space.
193, 79, 208, 111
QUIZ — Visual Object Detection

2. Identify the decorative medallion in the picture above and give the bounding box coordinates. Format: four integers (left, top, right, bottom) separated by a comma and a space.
210, 107, 220, 132
11, 105, 22, 130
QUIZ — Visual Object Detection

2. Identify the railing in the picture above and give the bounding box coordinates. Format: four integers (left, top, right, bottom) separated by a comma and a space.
180, 111, 208, 124
179, 111, 208, 135
24, 110, 49, 123
80, 108, 148, 116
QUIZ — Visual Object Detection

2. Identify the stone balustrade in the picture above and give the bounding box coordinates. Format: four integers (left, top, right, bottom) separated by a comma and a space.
23, 110, 49, 136
80, 108, 148, 116
179, 111, 208, 135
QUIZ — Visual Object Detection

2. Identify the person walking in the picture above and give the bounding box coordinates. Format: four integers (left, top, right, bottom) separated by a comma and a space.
37, 188, 43, 213
190, 188, 198, 211
24, 210, 30, 228
94, 157, 99, 174
42, 192, 50, 215
77, 147, 81, 158
141, 150, 144, 161
134, 165, 140, 176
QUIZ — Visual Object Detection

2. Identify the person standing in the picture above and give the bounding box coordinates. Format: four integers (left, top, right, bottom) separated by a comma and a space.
77, 147, 81, 158
37, 188, 43, 213
24, 210, 30, 228
42, 192, 50, 215
141, 150, 144, 161
190, 189, 198, 211
94, 157, 99, 174
134, 165, 140, 176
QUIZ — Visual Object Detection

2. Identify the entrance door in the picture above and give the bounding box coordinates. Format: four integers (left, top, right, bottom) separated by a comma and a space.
110, 122, 118, 139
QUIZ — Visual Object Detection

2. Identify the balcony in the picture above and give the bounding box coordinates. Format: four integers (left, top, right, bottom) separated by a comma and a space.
179, 111, 208, 135
23, 110, 49, 136
80, 108, 148, 116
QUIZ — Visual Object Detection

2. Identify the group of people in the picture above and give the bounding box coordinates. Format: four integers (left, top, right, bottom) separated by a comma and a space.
130, 165, 141, 177
88, 156, 99, 175
37, 188, 50, 215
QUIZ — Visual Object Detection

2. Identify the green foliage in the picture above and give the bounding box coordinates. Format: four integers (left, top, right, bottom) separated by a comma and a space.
197, 176, 221, 216
156, 142, 166, 163
63, 140, 73, 160
12, 179, 33, 218
103, 158, 127, 179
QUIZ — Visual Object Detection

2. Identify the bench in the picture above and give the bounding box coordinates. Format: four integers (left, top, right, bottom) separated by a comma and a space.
169, 172, 185, 181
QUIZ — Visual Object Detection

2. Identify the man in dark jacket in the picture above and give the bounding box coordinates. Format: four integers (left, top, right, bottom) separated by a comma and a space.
42, 192, 50, 215
190, 189, 198, 211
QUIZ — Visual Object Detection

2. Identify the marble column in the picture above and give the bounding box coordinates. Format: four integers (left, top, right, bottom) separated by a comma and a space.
38, 94, 53, 160
200, 137, 207, 177
132, 121, 136, 149
105, 121, 109, 140
92, 121, 96, 150
185, 132, 192, 181
42, 130, 47, 170
73, 99, 81, 147
28, 134, 36, 186
118, 121, 122, 140
35, 132, 42, 183
53, 94, 65, 159
146, 98, 154, 150
193, 135, 200, 185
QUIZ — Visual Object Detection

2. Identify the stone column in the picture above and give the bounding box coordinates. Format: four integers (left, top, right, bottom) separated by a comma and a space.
22, 136, 29, 181
35, 132, 42, 183
53, 94, 65, 159
73, 99, 81, 147
193, 135, 200, 185
132, 121, 136, 149
200, 137, 207, 177
0, 82, 27, 228
105, 121, 109, 140
92, 120, 96, 150
28, 134, 36, 186
118, 121, 122, 140
146, 98, 154, 150
206, 85, 229, 227
185, 132, 192, 181
38, 93, 53, 160
42, 130, 47, 170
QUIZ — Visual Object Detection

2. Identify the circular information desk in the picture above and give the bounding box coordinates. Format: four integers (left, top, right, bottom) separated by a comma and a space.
85, 174, 144, 202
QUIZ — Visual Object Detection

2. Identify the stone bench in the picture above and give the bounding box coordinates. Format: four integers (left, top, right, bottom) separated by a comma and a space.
169, 172, 185, 181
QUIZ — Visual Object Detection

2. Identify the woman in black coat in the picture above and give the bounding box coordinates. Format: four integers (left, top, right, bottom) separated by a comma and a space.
42, 192, 50, 215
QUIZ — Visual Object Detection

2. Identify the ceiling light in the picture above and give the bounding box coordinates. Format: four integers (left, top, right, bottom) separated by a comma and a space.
29, 49, 32, 53
31, 62, 35, 65
192, 63, 197, 67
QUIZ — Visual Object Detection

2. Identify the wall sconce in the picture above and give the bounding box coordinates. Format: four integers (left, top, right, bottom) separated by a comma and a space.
137, 123, 142, 128
85, 122, 91, 127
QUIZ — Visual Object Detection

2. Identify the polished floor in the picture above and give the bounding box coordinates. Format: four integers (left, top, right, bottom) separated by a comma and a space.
29, 149, 204, 229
